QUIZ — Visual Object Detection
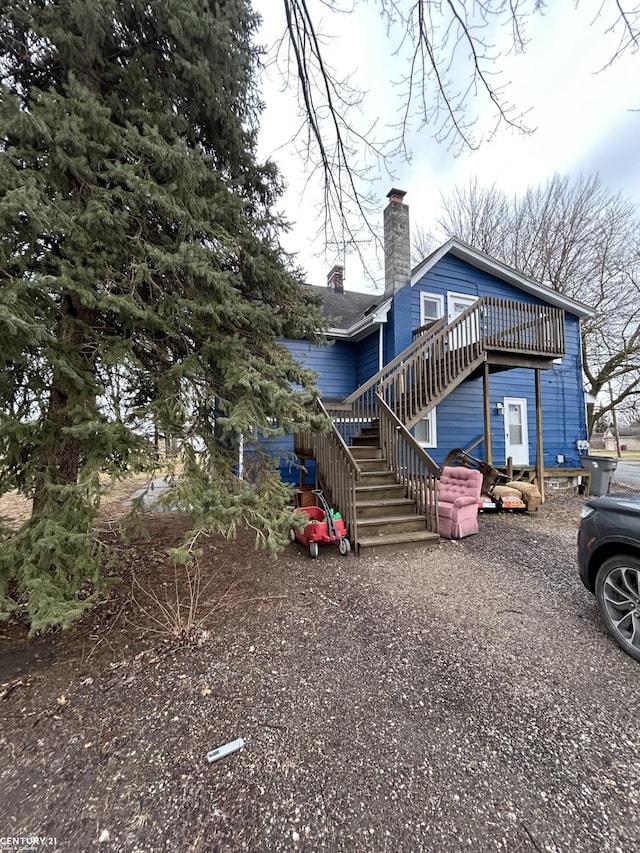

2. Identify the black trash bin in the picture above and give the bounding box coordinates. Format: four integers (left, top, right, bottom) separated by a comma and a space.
580, 455, 618, 496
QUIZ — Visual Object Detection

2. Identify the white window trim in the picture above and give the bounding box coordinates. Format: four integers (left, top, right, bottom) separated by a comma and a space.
420, 292, 445, 327
414, 408, 438, 448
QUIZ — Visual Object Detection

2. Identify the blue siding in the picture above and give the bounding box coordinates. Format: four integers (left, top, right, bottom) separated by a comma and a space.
356, 332, 380, 387
258, 337, 362, 485
429, 363, 586, 469
286, 332, 380, 398
245, 434, 317, 487
246, 432, 305, 487
428, 376, 485, 467
539, 314, 586, 468
385, 284, 413, 363
285, 338, 357, 400
413, 255, 549, 314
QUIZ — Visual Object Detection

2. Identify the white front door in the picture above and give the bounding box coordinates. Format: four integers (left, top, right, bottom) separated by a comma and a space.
448, 292, 477, 348
503, 398, 529, 465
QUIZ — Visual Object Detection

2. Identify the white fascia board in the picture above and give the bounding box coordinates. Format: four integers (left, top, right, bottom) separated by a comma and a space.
325, 297, 392, 341
372, 298, 393, 323
411, 237, 594, 319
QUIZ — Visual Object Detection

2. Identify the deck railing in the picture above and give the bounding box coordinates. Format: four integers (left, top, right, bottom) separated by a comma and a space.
481, 298, 565, 352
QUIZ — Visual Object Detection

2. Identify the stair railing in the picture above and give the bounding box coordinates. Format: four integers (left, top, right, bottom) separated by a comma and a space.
378, 300, 483, 428
377, 394, 440, 533
312, 399, 361, 546
339, 316, 448, 430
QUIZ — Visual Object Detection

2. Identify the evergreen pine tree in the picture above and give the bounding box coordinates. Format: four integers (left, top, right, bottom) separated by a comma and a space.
0, 0, 324, 632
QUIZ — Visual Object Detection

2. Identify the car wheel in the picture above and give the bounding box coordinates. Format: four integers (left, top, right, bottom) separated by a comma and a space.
309, 541, 319, 559
289, 527, 297, 543
595, 555, 640, 663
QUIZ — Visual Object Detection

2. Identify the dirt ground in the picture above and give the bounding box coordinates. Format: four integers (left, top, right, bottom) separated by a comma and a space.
1, 486, 639, 852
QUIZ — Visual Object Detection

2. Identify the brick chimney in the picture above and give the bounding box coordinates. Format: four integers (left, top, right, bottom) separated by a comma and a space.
327, 264, 344, 293
384, 188, 410, 299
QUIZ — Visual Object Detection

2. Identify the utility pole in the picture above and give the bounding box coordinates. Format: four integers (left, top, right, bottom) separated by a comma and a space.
608, 382, 622, 459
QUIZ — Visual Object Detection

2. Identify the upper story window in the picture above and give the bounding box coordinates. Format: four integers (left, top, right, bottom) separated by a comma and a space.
420, 292, 444, 328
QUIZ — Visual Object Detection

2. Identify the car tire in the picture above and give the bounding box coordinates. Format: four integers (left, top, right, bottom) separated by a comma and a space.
309, 541, 319, 559
595, 555, 640, 663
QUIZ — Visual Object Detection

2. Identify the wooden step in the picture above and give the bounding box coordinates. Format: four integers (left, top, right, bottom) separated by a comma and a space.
357, 515, 427, 536
350, 445, 382, 460
359, 470, 397, 486
356, 458, 389, 472
357, 529, 440, 556
351, 434, 380, 447
356, 498, 417, 519
355, 483, 407, 500
356, 421, 379, 435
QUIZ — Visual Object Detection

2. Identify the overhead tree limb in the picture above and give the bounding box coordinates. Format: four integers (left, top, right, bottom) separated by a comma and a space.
265, 0, 640, 263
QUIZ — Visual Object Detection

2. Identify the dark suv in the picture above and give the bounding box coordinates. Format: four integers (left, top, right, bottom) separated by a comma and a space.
578, 493, 640, 662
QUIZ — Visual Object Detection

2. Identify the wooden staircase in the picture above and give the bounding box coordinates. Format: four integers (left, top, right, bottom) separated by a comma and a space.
296, 296, 566, 555
348, 425, 439, 555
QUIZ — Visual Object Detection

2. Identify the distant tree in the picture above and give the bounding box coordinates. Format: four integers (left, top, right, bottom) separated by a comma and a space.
411, 223, 438, 267
0, 0, 324, 631
436, 175, 640, 435
619, 398, 640, 426
616, 407, 640, 428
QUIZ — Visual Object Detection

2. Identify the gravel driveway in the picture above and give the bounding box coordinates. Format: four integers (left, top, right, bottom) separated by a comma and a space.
274, 496, 639, 853
1, 491, 638, 852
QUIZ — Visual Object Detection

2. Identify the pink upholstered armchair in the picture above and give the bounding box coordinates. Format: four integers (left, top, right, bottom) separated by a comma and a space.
437, 466, 483, 539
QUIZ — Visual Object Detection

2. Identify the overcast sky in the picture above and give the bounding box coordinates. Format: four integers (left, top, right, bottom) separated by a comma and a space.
254, 1, 640, 292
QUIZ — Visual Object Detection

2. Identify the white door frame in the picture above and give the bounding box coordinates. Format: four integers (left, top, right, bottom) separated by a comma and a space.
503, 397, 529, 466
447, 291, 478, 348
447, 291, 477, 324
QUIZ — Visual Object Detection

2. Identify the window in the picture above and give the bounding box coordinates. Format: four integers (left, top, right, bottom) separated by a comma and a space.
413, 409, 437, 448
420, 292, 444, 328
507, 403, 523, 445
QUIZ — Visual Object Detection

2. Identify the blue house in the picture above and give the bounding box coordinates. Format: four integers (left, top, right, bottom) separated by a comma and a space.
258, 189, 593, 553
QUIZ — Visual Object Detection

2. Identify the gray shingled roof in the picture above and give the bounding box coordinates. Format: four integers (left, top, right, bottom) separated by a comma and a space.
305, 285, 382, 329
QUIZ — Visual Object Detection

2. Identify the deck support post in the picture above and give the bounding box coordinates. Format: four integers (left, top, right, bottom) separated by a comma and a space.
535, 369, 545, 503
482, 361, 492, 466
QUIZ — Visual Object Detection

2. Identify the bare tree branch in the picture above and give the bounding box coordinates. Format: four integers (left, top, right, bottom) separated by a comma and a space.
258, 1, 640, 267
